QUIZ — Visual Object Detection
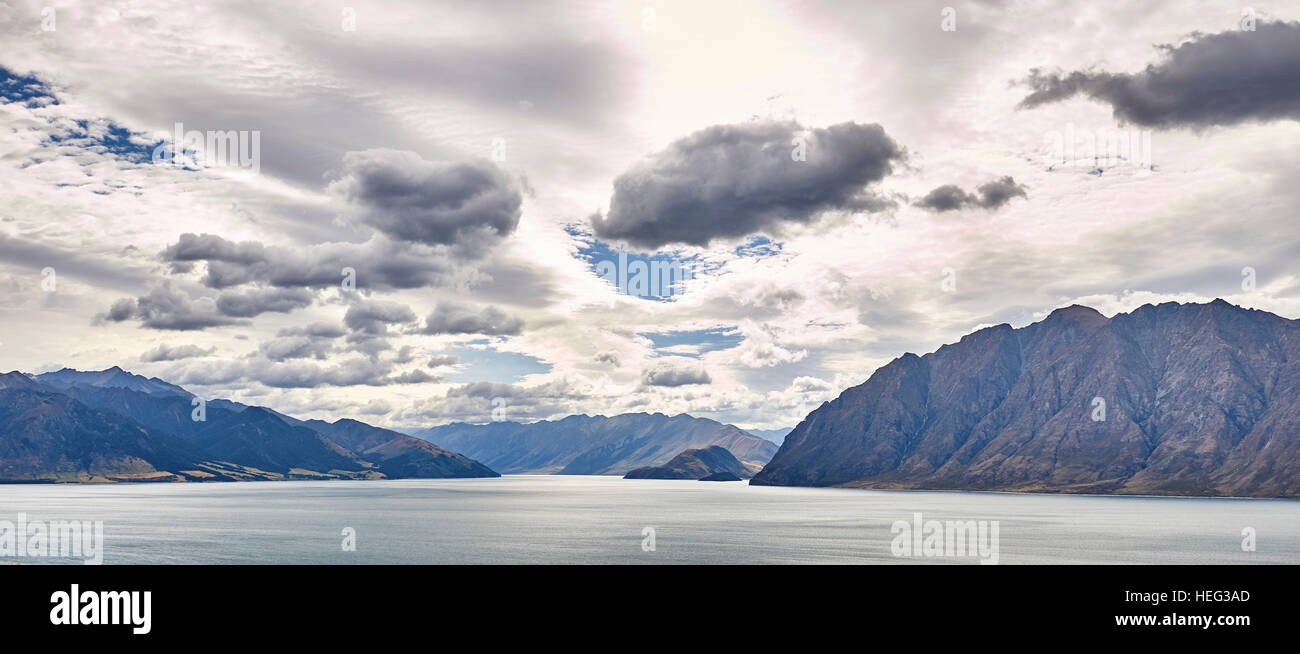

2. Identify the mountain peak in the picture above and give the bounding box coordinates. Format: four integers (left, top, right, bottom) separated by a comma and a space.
1045, 304, 1106, 321
1202, 298, 1247, 314
0, 371, 40, 390
35, 366, 191, 398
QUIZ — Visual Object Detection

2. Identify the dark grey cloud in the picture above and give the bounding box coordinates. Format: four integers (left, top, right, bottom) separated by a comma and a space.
257, 322, 349, 361
641, 359, 712, 387
915, 176, 1027, 212
392, 345, 419, 365
422, 301, 524, 336
279, 322, 347, 339
444, 379, 587, 410
105, 298, 136, 322
976, 176, 1029, 209
445, 381, 527, 400
344, 298, 418, 335
914, 185, 973, 212
258, 335, 335, 362
256, 358, 397, 388
592, 121, 905, 249
215, 287, 314, 317
390, 369, 441, 384
161, 233, 456, 291
104, 281, 315, 333
426, 354, 460, 368
1017, 21, 1300, 128
162, 233, 266, 266
101, 282, 246, 331
258, 321, 349, 362
140, 343, 216, 362
327, 149, 522, 250
394, 377, 587, 424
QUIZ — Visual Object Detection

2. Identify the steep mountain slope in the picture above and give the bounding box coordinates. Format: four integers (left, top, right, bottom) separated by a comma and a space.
624, 445, 756, 479
303, 418, 499, 478
192, 407, 370, 475
45, 383, 238, 443
0, 384, 210, 481
752, 301, 1300, 498
0, 370, 41, 391
414, 413, 778, 475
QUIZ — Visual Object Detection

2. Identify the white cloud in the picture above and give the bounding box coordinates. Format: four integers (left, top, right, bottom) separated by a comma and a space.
2, 0, 1299, 432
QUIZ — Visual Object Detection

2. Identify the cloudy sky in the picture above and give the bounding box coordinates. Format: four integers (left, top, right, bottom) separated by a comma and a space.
2, 1, 1299, 432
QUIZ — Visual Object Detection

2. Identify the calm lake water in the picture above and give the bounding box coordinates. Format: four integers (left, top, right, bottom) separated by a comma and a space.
1, 475, 1295, 564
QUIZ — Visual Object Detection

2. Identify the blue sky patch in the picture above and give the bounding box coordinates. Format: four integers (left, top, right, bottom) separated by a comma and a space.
2, 66, 164, 165
0, 67, 57, 106
643, 327, 742, 358
45, 119, 161, 163
734, 235, 783, 258
444, 344, 552, 383
569, 226, 718, 301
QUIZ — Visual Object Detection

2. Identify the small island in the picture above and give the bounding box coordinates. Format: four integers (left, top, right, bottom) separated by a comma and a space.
623, 445, 757, 480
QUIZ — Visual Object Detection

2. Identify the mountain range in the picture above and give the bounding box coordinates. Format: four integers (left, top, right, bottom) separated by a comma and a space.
0, 367, 496, 482
0, 366, 779, 483
5, 300, 1298, 497
745, 428, 793, 446
413, 414, 779, 475
753, 300, 1300, 498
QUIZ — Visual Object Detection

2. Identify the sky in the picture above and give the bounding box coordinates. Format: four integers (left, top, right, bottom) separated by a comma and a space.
2, 1, 1300, 432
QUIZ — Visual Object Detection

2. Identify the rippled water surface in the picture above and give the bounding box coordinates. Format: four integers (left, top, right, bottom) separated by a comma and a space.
1, 475, 1295, 564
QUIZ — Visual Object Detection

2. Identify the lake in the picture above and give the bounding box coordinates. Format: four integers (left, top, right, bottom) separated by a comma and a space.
1, 475, 1295, 564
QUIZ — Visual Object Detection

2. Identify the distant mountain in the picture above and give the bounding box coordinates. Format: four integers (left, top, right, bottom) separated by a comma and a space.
752, 301, 1300, 498
0, 371, 40, 390
625, 445, 756, 480
302, 418, 498, 478
37, 366, 189, 397
746, 428, 793, 445
414, 413, 779, 475
0, 367, 499, 482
